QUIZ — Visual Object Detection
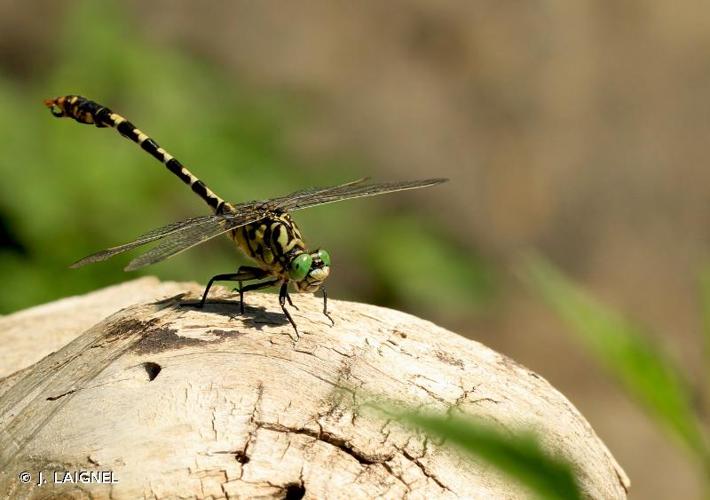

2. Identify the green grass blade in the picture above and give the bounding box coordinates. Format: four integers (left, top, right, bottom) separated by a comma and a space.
523, 254, 708, 463
396, 410, 582, 500
699, 267, 710, 405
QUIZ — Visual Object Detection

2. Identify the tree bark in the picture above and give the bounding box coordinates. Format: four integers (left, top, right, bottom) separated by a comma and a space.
0, 278, 629, 499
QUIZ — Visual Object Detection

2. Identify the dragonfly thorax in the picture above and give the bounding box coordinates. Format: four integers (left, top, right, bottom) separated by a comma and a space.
233, 213, 305, 272
232, 212, 330, 291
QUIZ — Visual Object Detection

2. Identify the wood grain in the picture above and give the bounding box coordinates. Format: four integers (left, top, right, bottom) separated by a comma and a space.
0, 278, 629, 498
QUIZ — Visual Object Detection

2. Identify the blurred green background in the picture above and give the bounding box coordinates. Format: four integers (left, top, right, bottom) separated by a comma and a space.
1, 1, 710, 498
0, 3, 493, 317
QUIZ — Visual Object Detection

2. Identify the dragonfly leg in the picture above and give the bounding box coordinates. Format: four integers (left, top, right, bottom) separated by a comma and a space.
321, 287, 335, 326
198, 267, 269, 308
232, 266, 270, 312
238, 281, 243, 313
285, 291, 299, 311
199, 273, 242, 308
279, 282, 299, 335
237, 279, 279, 296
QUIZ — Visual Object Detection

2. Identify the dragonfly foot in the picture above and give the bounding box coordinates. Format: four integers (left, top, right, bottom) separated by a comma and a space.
285, 292, 299, 311
279, 282, 300, 336
321, 287, 335, 327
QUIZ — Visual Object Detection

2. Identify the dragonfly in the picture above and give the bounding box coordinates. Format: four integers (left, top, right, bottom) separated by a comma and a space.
45, 95, 447, 333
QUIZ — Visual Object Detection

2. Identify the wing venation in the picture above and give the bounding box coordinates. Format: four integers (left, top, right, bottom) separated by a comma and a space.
70, 215, 222, 268
275, 177, 447, 212
124, 211, 263, 270
70, 177, 447, 270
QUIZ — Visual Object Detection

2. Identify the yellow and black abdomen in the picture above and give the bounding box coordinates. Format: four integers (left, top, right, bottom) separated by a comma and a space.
232, 212, 306, 276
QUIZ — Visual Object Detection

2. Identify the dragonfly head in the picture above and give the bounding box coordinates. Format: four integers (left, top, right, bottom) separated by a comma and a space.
289, 249, 331, 293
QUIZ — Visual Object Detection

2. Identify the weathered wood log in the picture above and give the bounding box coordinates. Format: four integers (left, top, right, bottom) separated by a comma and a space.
0, 278, 629, 498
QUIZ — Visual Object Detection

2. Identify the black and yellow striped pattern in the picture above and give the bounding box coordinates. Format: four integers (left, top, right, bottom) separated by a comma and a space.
234, 212, 306, 276
44, 95, 227, 213
45, 95, 312, 280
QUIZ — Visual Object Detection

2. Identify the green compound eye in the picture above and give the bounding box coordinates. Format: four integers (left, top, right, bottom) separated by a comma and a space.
289, 253, 312, 281
317, 249, 331, 267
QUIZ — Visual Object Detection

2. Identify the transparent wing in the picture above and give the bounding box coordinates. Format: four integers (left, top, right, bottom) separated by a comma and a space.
130, 178, 446, 267
123, 210, 264, 271
71, 177, 446, 271
262, 177, 370, 209
70, 215, 221, 268
273, 177, 448, 212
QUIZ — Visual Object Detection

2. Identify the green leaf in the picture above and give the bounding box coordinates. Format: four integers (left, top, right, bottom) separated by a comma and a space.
395, 410, 582, 500
699, 267, 710, 422
700, 267, 710, 367
523, 254, 709, 463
